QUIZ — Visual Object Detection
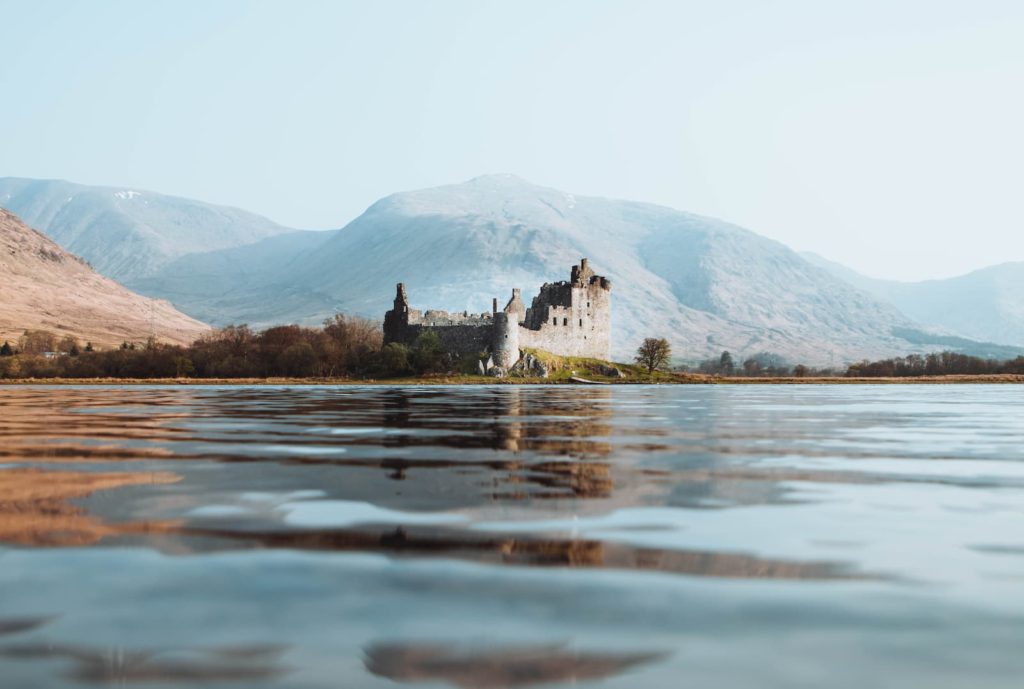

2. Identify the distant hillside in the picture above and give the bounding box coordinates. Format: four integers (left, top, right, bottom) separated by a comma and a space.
803, 253, 1024, 348
131, 174, 971, 365
131, 229, 342, 326
0, 177, 294, 283
0, 209, 208, 348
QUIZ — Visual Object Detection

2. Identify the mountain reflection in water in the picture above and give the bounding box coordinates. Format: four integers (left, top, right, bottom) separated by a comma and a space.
1, 384, 1023, 688
0, 467, 180, 546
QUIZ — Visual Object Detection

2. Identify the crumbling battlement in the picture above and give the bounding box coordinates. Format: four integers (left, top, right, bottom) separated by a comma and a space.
383, 259, 612, 367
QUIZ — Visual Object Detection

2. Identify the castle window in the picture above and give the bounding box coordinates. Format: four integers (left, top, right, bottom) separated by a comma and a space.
587, 301, 590, 308
563, 317, 568, 326
553, 317, 557, 326
579, 318, 583, 327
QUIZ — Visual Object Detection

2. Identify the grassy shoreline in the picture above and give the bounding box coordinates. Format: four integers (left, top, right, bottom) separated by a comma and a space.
2, 373, 1022, 385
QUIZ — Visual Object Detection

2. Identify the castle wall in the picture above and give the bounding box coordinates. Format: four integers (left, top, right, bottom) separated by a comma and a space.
383, 259, 612, 365
400, 323, 492, 356
492, 312, 520, 368
518, 281, 610, 360
384, 283, 494, 356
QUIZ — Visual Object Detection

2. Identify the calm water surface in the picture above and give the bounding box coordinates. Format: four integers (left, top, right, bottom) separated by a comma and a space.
0, 384, 1022, 688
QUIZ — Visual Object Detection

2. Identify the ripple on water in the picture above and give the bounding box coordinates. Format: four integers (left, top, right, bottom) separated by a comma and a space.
0, 384, 1023, 688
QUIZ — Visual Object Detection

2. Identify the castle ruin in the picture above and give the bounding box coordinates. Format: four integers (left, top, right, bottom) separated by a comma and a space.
383, 259, 612, 368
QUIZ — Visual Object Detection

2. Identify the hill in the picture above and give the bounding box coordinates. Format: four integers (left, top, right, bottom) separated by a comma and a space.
0, 209, 208, 348
133, 175, 961, 365
803, 253, 1024, 348
131, 229, 341, 326
0, 177, 294, 283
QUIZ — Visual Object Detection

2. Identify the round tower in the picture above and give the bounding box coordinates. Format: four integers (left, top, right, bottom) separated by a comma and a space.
492, 312, 520, 369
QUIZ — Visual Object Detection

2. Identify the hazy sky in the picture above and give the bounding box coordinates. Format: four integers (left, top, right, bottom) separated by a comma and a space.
2, 0, 1023, 281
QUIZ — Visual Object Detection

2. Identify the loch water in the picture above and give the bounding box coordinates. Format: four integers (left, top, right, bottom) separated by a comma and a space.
0, 384, 1022, 688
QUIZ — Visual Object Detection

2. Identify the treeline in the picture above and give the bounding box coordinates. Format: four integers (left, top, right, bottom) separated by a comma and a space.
6, 324, 1021, 381
683, 350, 840, 378
0, 316, 429, 379
846, 352, 1024, 377
679, 349, 1024, 378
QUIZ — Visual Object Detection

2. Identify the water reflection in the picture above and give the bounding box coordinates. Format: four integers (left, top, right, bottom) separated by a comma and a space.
0, 617, 53, 637
0, 386, 879, 578
175, 522, 865, 579
0, 642, 289, 683
0, 467, 180, 546
2, 384, 1024, 688
365, 642, 666, 688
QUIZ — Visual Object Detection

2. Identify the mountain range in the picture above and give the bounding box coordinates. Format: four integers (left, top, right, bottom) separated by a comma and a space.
0, 208, 207, 348
803, 253, 1024, 348
2, 174, 1022, 365
0, 177, 290, 283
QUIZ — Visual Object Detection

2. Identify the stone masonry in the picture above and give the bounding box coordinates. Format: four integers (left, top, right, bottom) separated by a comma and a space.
383, 259, 612, 367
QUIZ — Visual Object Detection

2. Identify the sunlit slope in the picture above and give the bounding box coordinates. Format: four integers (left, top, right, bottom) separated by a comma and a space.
0, 209, 209, 347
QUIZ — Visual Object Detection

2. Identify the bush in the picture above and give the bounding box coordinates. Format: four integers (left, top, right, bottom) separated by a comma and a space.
277, 342, 318, 377
380, 343, 412, 377
411, 331, 446, 374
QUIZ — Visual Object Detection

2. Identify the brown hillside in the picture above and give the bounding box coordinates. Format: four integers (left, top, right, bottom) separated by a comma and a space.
0, 208, 208, 348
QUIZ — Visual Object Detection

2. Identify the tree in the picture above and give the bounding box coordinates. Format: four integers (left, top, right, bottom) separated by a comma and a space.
719, 351, 734, 375
58, 335, 79, 354
411, 331, 446, 374
635, 337, 672, 374
0, 341, 12, 357
742, 351, 790, 377
793, 364, 809, 378
174, 356, 195, 378
277, 342, 318, 377
19, 330, 57, 355
380, 343, 412, 376
84, 342, 94, 353
323, 314, 383, 375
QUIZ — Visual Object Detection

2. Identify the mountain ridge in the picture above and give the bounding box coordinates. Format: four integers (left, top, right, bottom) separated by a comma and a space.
0, 209, 209, 348
10, 173, 1021, 366
134, 175, 943, 365
0, 177, 297, 283
803, 252, 1024, 347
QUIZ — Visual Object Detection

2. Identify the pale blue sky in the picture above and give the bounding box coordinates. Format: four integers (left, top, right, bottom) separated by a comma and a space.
2, 0, 1023, 280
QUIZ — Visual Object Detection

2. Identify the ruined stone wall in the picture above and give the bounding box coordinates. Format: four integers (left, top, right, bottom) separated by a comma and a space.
518, 279, 610, 360
399, 322, 492, 355
383, 259, 613, 364
523, 282, 573, 330
383, 283, 493, 356
414, 309, 492, 326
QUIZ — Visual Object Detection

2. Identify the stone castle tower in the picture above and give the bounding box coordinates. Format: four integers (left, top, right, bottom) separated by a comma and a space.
383, 259, 612, 366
